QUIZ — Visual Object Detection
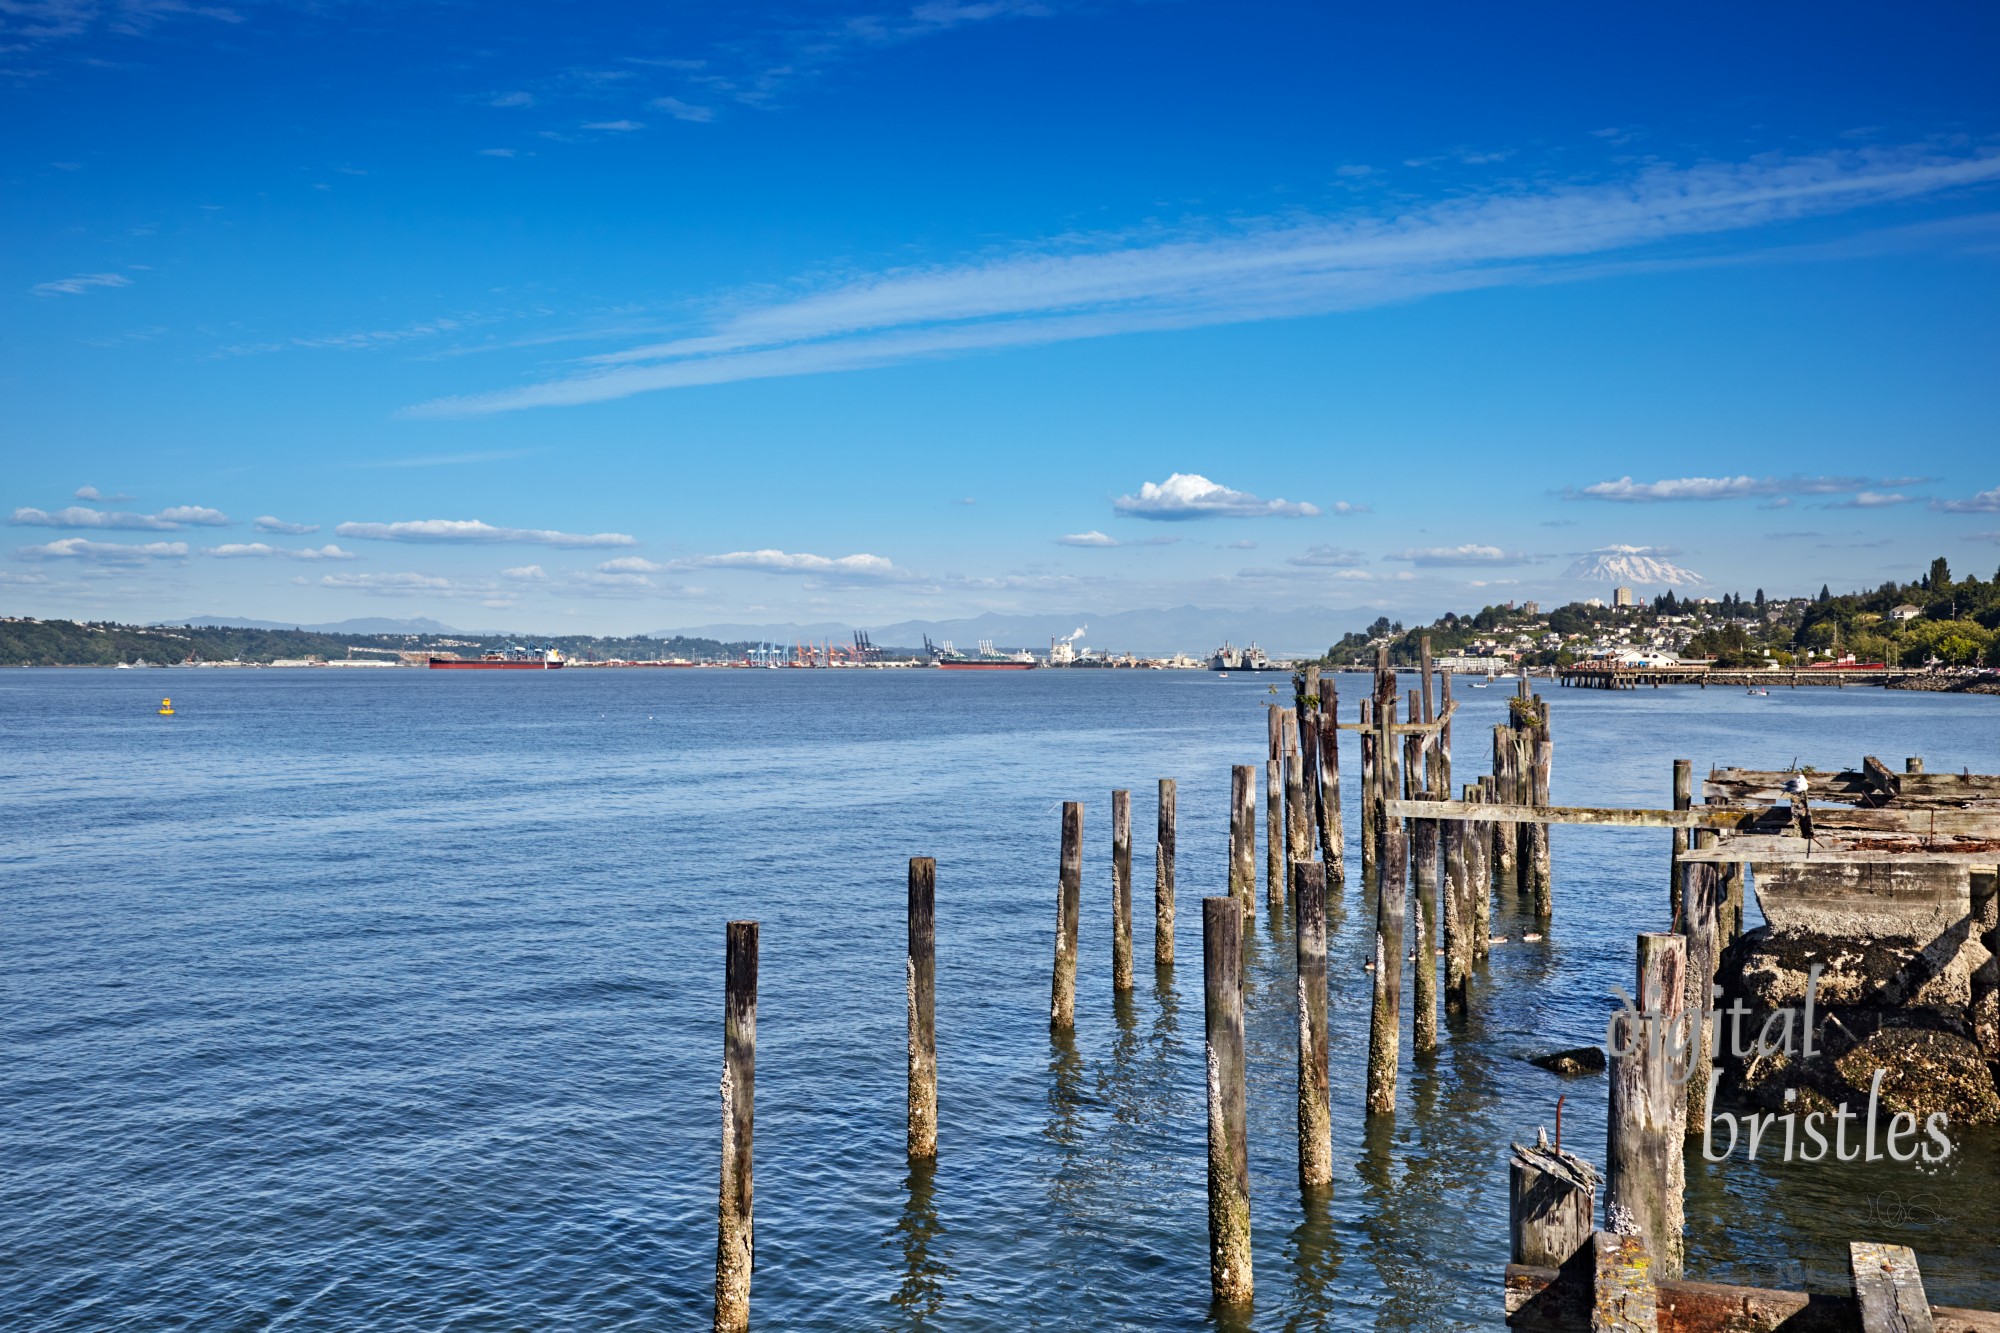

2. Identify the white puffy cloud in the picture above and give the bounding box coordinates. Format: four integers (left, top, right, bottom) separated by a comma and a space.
14, 506, 173, 530
155, 506, 230, 526
253, 516, 320, 534
1057, 530, 1119, 547
1113, 473, 1318, 520
597, 556, 665, 572
74, 486, 135, 502
502, 564, 549, 581
677, 549, 908, 579
203, 543, 358, 561
333, 518, 636, 547
17, 537, 189, 562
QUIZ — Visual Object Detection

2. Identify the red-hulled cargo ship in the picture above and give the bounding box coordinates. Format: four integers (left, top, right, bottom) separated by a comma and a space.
429, 646, 566, 670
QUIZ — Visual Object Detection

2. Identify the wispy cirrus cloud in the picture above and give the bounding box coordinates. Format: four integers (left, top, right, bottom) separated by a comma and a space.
1055, 530, 1180, 547
333, 518, 636, 547
1113, 473, 1318, 521
1385, 544, 1531, 567
1568, 474, 1929, 502
11, 504, 228, 529
1819, 491, 1916, 509
75, 485, 135, 502
1286, 545, 1368, 568
203, 543, 358, 560
307, 571, 500, 599
17, 537, 188, 562
31, 272, 131, 297
405, 147, 2000, 417
1931, 486, 2000, 513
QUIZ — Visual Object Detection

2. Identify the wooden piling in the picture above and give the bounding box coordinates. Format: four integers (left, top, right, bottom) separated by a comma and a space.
1519, 694, 1553, 917
1419, 635, 1435, 724
1316, 679, 1343, 884
1409, 732, 1439, 1055
1605, 932, 1688, 1279
1294, 862, 1332, 1189
1466, 783, 1492, 958
1677, 851, 1723, 1134
1203, 896, 1253, 1304
907, 859, 937, 1160
1155, 778, 1177, 967
1286, 742, 1310, 874
1297, 665, 1322, 849
1669, 760, 1692, 924
1366, 790, 1406, 1116
1267, 701, 1284, 762
1907, 756, 1925, 774
1266, 758, 1285, 907
1492, 727, 1520, 891
715, 920, 758, 1333
1849, 1242, 1935, 1333
1437, 668, 1454, 796
1443, 818, 1470, 1014
1051, 801, 1083, 1031
1510, 1137, 1596, 1268
1230, 766, 1256, 921
1360, 700, 1377, 894
1112, 789, 1134, 993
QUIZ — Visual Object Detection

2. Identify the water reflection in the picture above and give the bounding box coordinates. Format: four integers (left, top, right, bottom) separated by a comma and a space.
888, 1158, 951, 1324
1284, 1185, 1343, 1332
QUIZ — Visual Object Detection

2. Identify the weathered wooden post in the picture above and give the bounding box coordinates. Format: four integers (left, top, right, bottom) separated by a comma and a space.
907, 859, 937, 1160
1419, 635, 1435, 725
715, 920, 758, 1333
1366, 768, 1406, 1116
1286, 741, 1310, 873
1297, 665, 1322, 849
1203, 896, 1253, 1304
1051, 801, 1083, 1031
1492, 726, 1520, 891
1510, 1134, 1596, 1268
1408, 732, 1438, 1055
1155, 778, 1178, 967
1850, 1242, 1935, 1332
1266, 758, 1285, 907
1907, 756, 1925, 774
1315, 678, 1343, 884
1525, 697, 1554, 918
1230, 765, 1256, 921
1359, 700, 1377, 894
1112, 789, 1134, 993
1669, 760, 1692, 924
1294, 861, 1332, 1189
1677, 853, 1724, 1132
1267, 701, 1283, 763
1472, 780, 1488, 956
1605, 931, 1688, 1279
1437, 667, 1454, 795
1443, 818, 1470, 1015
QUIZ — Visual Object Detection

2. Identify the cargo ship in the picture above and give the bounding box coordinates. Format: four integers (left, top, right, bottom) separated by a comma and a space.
1209, 641, 1274, 672
924, 635, 1038, 671
429, 645, 566, 670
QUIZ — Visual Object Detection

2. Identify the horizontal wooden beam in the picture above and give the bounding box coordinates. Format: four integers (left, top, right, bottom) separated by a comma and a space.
1335, 698, 1459, 736
1679, 842, 2000, 866
1503, 1263, 2000, 1333
1386, 799, 2000, 838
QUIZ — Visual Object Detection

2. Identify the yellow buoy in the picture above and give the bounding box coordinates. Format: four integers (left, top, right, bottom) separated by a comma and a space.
158, 698, 175, 715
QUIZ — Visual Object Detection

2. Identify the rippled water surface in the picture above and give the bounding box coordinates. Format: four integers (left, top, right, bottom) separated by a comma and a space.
4, 668, 1997, 1330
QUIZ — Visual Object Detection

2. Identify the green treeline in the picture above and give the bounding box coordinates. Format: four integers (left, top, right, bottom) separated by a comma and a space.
1321, 556, 2000, 670
0, 620, 756, 667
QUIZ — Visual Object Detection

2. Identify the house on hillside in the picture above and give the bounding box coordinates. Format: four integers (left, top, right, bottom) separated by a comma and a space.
1890, 604, 1922, 622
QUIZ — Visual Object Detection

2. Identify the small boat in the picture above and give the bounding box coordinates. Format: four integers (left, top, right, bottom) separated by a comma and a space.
1746, 687, 1769, 697
1470, 681, 1489, 689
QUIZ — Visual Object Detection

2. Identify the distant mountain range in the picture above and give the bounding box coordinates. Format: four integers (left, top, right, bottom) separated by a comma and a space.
653, 605, 1370, 658
162, 615, 466, 635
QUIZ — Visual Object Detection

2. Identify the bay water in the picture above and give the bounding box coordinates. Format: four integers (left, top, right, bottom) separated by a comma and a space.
4, 668, 1996, 1329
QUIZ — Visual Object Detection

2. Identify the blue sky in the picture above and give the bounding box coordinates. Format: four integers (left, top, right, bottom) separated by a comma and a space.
5, 1, 1998, 634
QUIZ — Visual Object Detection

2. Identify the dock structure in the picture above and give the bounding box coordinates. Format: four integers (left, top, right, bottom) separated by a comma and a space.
1557, 662, 1902, 690
1504, 1231, 2000, 1332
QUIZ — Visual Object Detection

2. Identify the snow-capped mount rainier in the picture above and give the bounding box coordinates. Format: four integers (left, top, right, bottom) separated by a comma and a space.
1561, 545, 1706, 586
